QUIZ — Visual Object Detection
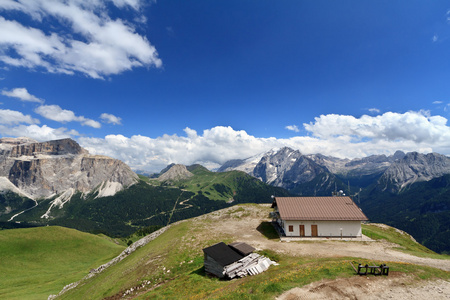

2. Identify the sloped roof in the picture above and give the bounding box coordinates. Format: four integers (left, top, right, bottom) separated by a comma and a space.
272, 196, 368, 221
203, 242, 244, 267
228, 242, 255, 256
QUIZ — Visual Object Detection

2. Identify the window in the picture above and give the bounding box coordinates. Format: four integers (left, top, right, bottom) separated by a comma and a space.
288, 225, 293, 232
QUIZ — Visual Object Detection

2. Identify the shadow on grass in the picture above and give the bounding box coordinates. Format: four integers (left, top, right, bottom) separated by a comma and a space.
257, 221, 280, 240
191, 266, 206, 276
190, 266, 228, 281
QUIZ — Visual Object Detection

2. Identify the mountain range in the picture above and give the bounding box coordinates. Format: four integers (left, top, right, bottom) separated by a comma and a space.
1, 138, 449, 253
219, 146, 450, 194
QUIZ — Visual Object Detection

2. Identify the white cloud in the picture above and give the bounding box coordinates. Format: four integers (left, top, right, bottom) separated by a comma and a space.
100, 113, 122, 125
303, 111, 449, 145
111, 0, 143, 9
35, 105, 101, 128
1, 87, 44, 103
0, 109, 39, 125
78, 111, 450, 173
79, 127, 280, 172
285, 125, 300, 132
0, 124, 79, 141
0, 0, 161, 78
433, 101, 443, 104
368, 108, 380, 114
432, 35, 439, 42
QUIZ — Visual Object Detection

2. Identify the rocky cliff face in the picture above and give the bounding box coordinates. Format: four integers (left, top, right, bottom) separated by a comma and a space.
158, 164, 193, 182
0, 138, 138, 199
252, 147, 328, 189
378, 152, 450, 192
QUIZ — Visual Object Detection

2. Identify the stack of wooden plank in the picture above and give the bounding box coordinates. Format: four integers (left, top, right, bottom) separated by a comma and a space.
223, 253, 277, 279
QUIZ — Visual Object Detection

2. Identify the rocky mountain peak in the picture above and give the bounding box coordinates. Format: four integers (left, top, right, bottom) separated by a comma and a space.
393, 150, 406, 160
0, 138, 138, 200
252, 147, 323, 188
158, 164, 194, 182
379, 152, 450, 192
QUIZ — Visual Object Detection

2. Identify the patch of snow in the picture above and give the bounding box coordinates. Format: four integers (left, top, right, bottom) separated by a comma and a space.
41, 188, 74, 219
95, 181, 123, 198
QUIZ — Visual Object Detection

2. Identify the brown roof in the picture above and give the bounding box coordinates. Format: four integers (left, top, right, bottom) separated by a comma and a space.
272, 196, 369, 221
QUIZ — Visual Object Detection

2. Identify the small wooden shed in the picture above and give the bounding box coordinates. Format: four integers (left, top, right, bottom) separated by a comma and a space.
203, 242, 275, 279
203, 242, 244, 278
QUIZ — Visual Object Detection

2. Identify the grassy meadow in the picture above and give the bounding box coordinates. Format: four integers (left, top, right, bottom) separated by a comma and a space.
0, 226, 125, 299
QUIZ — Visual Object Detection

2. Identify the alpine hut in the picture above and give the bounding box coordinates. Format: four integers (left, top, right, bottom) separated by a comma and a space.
271, 196, 369, 238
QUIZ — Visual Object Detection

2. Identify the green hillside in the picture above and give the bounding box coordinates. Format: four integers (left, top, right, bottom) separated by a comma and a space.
154, 165, 290, 203
0, 226, 125, 300
58, 204, 450, 300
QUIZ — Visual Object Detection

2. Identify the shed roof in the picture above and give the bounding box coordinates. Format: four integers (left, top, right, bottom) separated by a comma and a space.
272, 196, 368, 221
203, 242, 244, 267
228, 242, 256, 256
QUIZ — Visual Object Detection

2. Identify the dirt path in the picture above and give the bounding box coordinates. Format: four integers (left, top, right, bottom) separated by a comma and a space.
276, 274, 450, 300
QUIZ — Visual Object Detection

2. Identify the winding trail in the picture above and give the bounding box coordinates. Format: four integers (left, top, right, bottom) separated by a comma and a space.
8, 199, 38, 221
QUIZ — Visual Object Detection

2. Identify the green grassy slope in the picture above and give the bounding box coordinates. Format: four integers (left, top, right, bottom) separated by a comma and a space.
60, 204, 450, 300
0, 226, 125, 300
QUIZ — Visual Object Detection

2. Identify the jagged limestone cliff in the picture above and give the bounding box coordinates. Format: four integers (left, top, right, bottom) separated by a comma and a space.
0, 138, 138, 199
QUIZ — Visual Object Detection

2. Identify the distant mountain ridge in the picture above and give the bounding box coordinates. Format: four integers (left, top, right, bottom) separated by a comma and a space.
219, 147, 450, 194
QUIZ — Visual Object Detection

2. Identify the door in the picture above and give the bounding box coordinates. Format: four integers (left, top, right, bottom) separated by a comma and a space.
299, 225, 305, 237
311, 225, 318, 237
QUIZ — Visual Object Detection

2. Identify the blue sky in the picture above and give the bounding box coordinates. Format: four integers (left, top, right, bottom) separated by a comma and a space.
1, 1, 450, 172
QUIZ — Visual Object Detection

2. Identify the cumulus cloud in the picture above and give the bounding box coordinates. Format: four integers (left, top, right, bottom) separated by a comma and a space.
303, 111, 450, 144
35, 105, 101, 128
0, 0, 161, 78
0, 124, 79, 141
100, 113, 122, 125
1, 87, 44, 103
285, 125, 300, 132
79, 127, 281, 172
0, 109, 39, 125
78, 111, 450, 173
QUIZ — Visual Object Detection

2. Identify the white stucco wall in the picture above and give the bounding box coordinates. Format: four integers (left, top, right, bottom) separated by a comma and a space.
283, 220, 362, 237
